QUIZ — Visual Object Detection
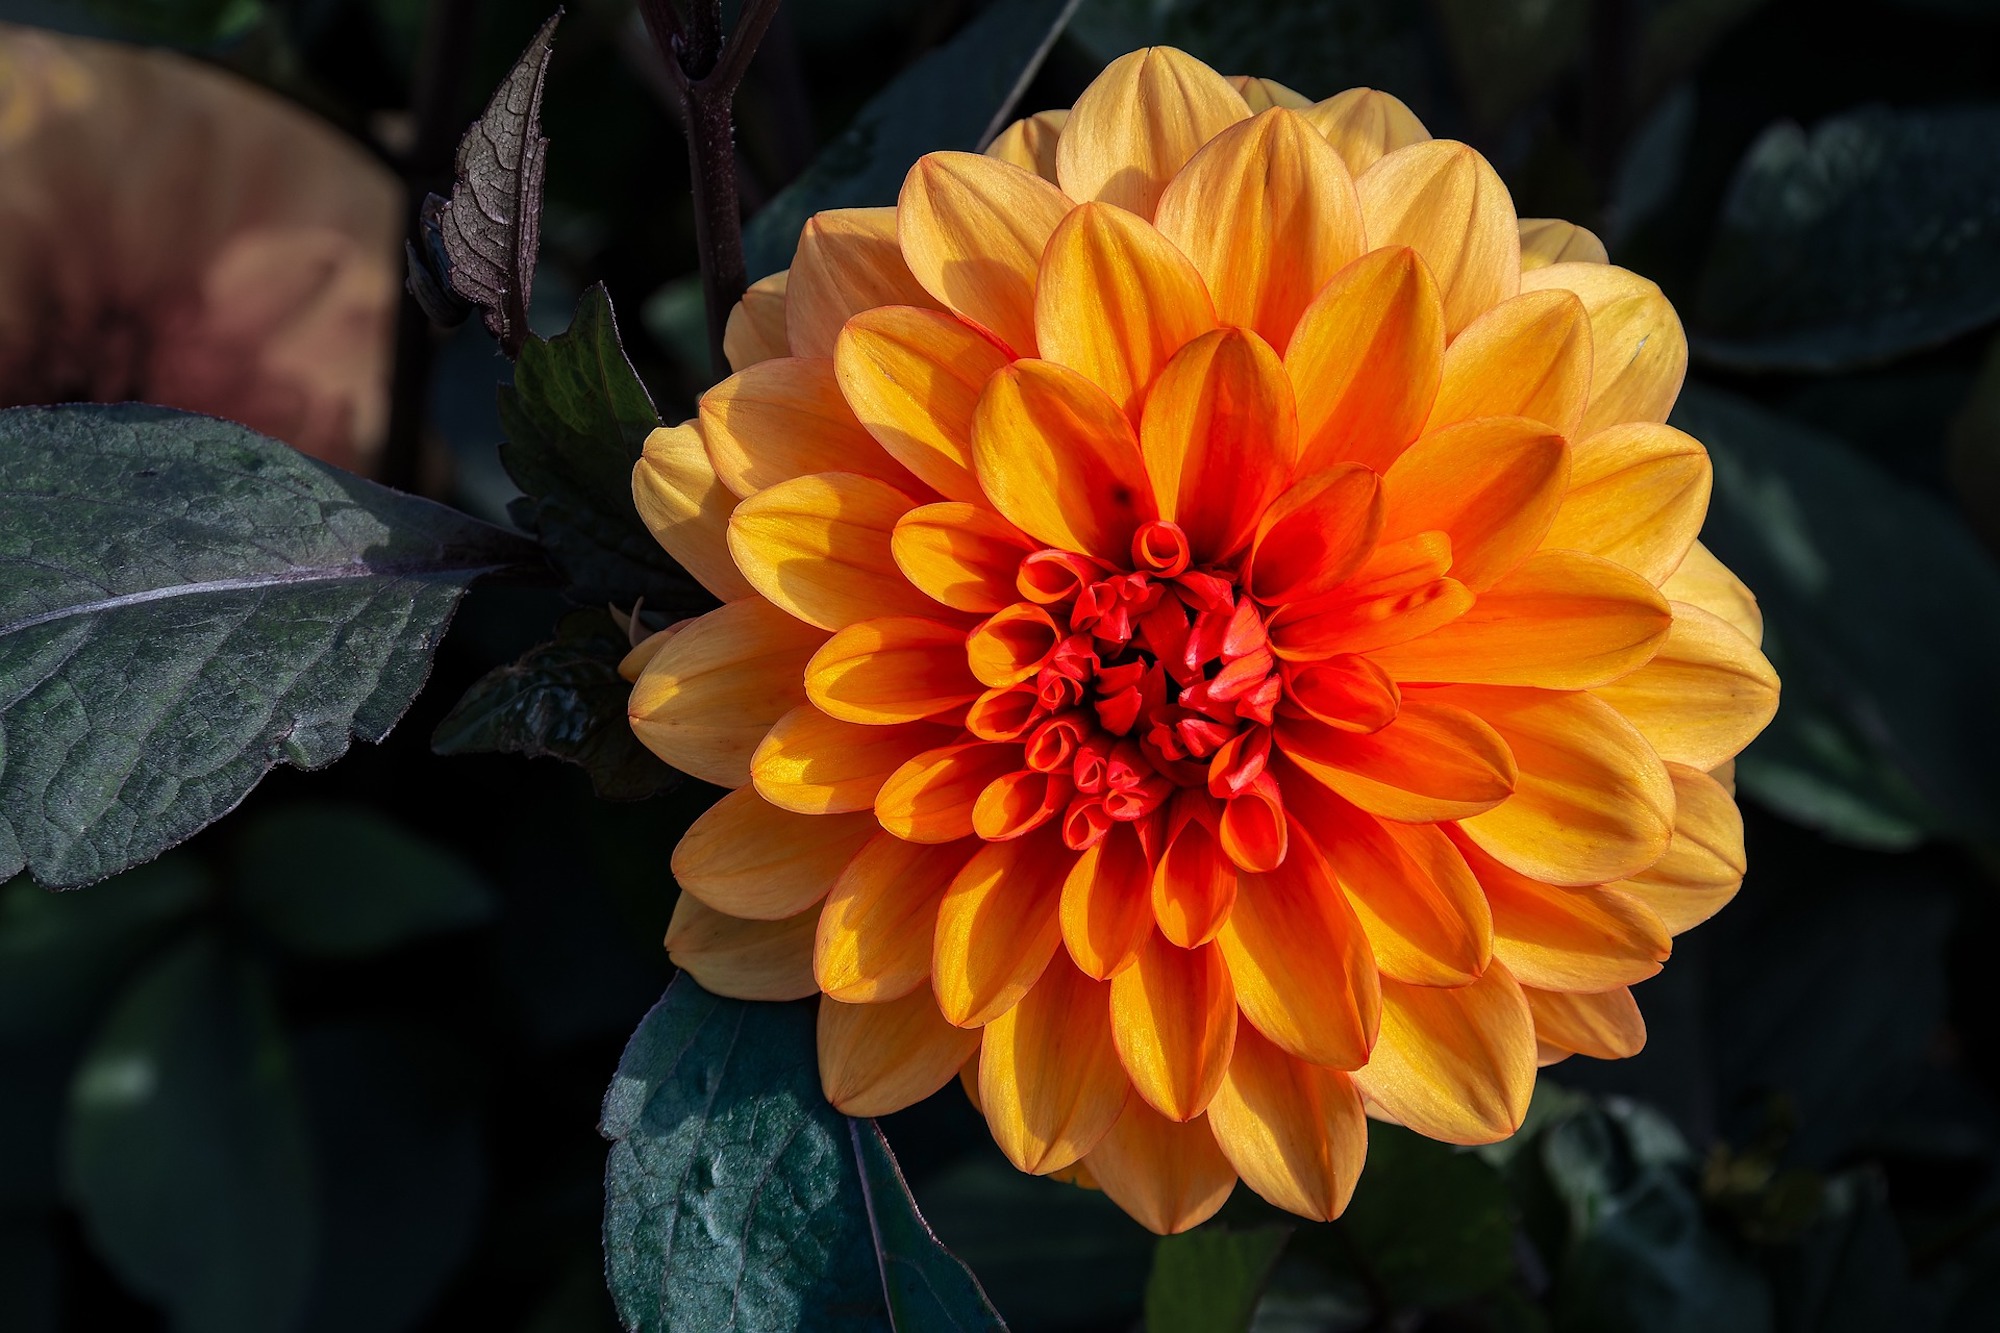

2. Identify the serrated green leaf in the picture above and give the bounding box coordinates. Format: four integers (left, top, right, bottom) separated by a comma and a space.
230, 803, 494, 957
1144, 1224, 1292, 1333
600, 977, 1005, 1333
431, 607, 675, 800
742, 0, 1082, 279
1694, 106, 2000, 370
65, 933, 316, 1333
0, 405, 540, 890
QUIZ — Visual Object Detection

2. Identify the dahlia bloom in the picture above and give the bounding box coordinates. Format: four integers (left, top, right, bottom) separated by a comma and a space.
629, 48, 1777, 1234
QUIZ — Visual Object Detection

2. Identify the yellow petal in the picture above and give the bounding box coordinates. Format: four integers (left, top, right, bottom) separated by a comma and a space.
1302, 87, 1431, 174
1442, 686, 1675, 887
971, 358, 1158, 562
1357, 140, 1520, 336
1285, 245, 1445, 474
723, 270, 790, 372
727, 471, 937, 630
932, 828, 1071, 1026
1592, 602, 1779, 770
985, 108, 1068, 181
701, 356, 921, 498
1055, 46, 1250, 219
618, 624, 685, 682
819, 989, 981, 1117
1060, 821, 1154, 980
1453, 829, 1670, 992
1082, 1101, 1236, 1235
1381, 416, 1570, 591
1544, 422, 1711, 585
672, 785, 877, 920
1518, 218, 1607, 270
1207, 1024, 1367, 1222
875, 742, 1025, 843
1525, 985, 1646, 1061
1425, 289, 1592, 437
785, 206, 942, 359
1349, 962, 1536, 1145
835, 306, 1011, 505
1278, 699, 1517, 824
1154, 108, 1365, 352
805, 616, 981, 724
750, 706, 955, 814
627, 598, 826, 788
1111, 931, 1237, 1121
1141, 327, 1297, 563
890, 501, 1037, 614
815, 833, 972, 1002
1520, 262, 1685, 434
1661, 541, 1763, 647
978, 956, 1130, 1174
898, 150, 1072, 355
633, 422, 757, 602
665, 893, 818, 1001
1612, 762, 1744, 935
1228, 75, 1313, 112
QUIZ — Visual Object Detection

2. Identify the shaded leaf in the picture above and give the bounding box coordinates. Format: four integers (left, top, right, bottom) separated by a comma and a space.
1332, 1125, 1516, 1309
742, 0, 1082, 279
65, 933, 316, 1333
231, 803, 495, 957
436, 11, 558, 357
1431, 0, 1586, 130
600, 976, 1005, 1333
1144, 1224, 1292, 1333
0, 404, 541, 889
1694, 106, 2000, 370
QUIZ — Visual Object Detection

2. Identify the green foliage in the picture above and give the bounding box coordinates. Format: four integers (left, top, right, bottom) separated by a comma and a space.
0, 405, 540, 889
1338, 1127, 1518, 1308
600, 976, 1004, 1332
1144, 1224, 1292, 1333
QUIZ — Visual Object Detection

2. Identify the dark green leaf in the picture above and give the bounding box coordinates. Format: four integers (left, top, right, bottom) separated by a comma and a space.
1334, 1125, 1516, 1309
742, 0, 1083, 279
65, 933, 316, 1333
436, 11, 558, 356
1694, 106, 2000, 370
500, 285, 703, 608
49, 0, 266, 43
0, 1218, 57, 1333
1144, 1224, 1292, 1333
0, 404, 539, 889
432, 608, 675, 800
600, 977, 1005, 1333
1431, 0, 1586, 130
231, 803, 494, 957
0, 1041, 72, 1212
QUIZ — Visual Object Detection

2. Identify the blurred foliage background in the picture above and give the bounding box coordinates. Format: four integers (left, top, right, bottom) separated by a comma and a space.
6, 0, 2000, 1329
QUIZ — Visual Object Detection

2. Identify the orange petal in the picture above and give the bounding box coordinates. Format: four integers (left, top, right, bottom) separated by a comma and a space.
1518, 218, 1607, 270
1282, 655, 1400, 733
1544, 422, 1711, 585
1368, 550, 1671, 689
835, 306, 1012, 504
750, 706, 955, 815
1520, 262, 1685, 434
1034, 201, 1217, 418
728, 471, 937, 630
1154, 108, 1365, 352
978, 956, 1131, 1174
1267, 569, 1473, 660
932, 827, 1072, 1026
898, 151, 1072, 355
1276, 700, 1516, 823
1439, 685, 1675, 887
633, 422, 757, 602
971, 359, 1158, 562
1111, 931, 1237, 1121
1140, 327, 1298, 563
1350, 962, 1536, 1145
1302, 87, 1431, 174
816, 833, 972, 1002
1218, 832, 1379, 1069
1207, 1024, 1367, 1221
891, 501, 1037, 614
1227, 75, 1313, 113
1083, 1101, 1236, 1235
1592, 602, 1779, 770
723, 270, 790, 371
1061, 821, 1155, 979
1451, 828, 1670, 992
1281, 768, 1493, 985
819, 989, 981, 1117
1526, 985, 1646, 1061
1285, 246, 1444, 474
1380, 416, 1569, 590
1661, 541, 1762, 646
701, 357, 920, 498
785, 206, 943, 359
1055, 47, 1250, 219
665, 893, 818, 1001
1219, 781, 1288, 874
973, 768, 1068, 841
805, 616, 981, 724
627, 598, 826, 788
1612, 762, 1744, 935
673, 785, 877, 920
965, 603, 1061, 688
1151, 801, 1239, 947
1248, 466, 1385, 604
1357, 140, 1520, 337
1425, 289, 1592, 437
985, 108, 1068, 181
873, 742, 1023, 842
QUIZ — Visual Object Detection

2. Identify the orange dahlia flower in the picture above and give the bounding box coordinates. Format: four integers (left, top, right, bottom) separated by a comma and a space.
628, 48, 1778, 1234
